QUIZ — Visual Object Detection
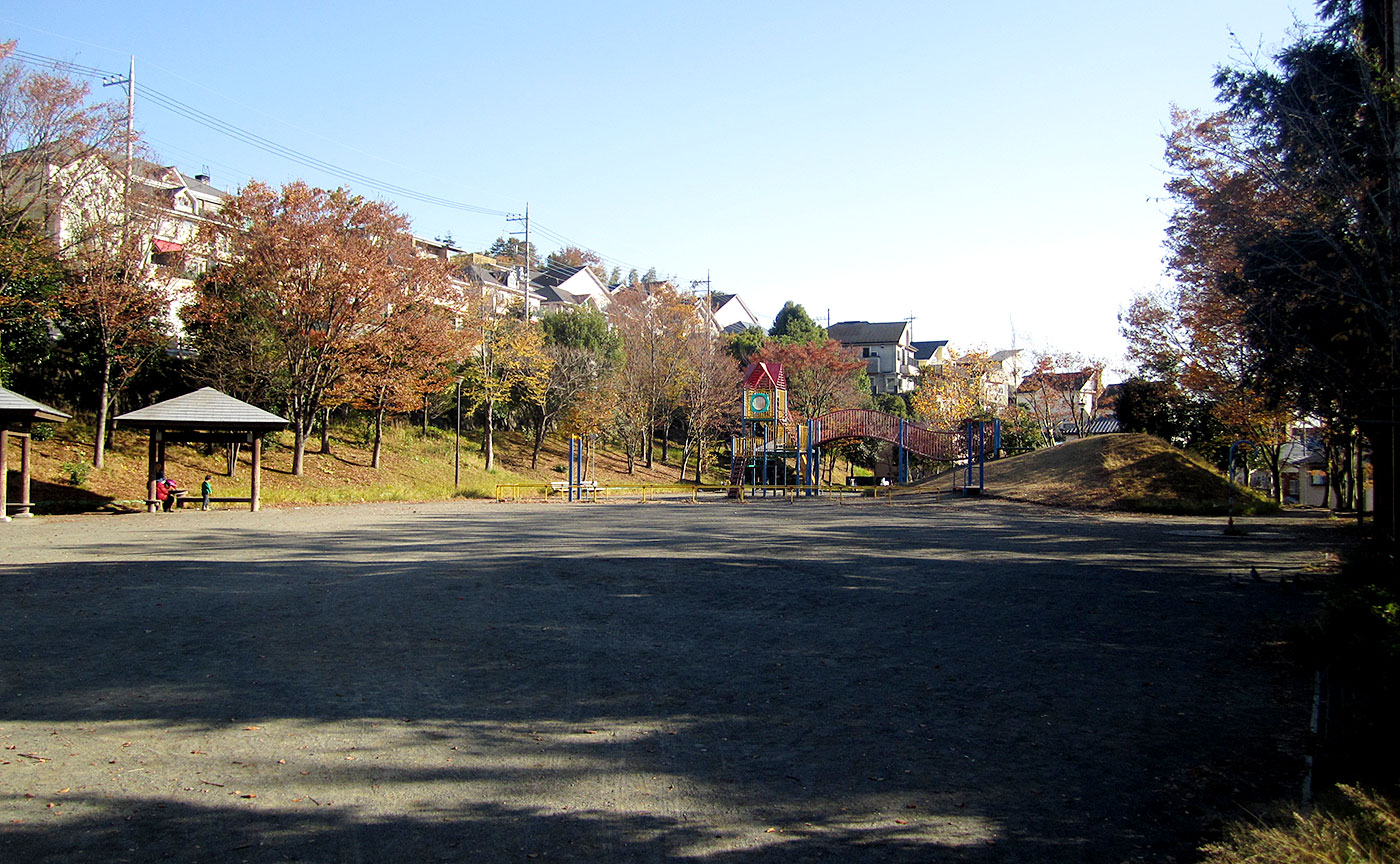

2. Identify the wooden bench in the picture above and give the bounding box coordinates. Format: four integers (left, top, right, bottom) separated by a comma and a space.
175, 495, 252, 509
549, 480, 598, 501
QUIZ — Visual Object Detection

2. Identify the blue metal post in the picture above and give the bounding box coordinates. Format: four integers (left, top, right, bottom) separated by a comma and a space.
963, 422, 973, 493
978, 422, 986, 491
898, 418, 908, 485
567, 436, 575, 502
993, 419, 1002, 459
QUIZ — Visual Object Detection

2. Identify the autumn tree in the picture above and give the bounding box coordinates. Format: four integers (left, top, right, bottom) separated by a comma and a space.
608, 282, 696, 469
194, 181, 426, 474
753, 338, 866, 418
543, 245, 606, 283
1, 40, 163, 465
0, 41, 131, 251
911, 351, 997, 431
1163, 1, 1400, 534
528, 304, 621, 468
457, 294, 549, 472
1016, 353, 1103, 444
677, 333, 740, 482
334, 277, 453, 469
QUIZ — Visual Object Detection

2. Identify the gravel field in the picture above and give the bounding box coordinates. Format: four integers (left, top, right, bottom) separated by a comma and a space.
0, 497, 1336, 862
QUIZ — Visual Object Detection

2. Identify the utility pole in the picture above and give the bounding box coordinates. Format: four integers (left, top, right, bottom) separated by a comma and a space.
102, 56, 135, 252
507, 204, 530, 320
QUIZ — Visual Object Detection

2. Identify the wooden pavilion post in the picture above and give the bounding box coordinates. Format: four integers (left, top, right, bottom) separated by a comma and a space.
15, 430, 32, 518
146, 431, 159, 513
1, 428, 9, 522
251, 436, 262, 512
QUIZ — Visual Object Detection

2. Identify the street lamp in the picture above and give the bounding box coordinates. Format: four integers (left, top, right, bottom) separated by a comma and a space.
454, 377, 463, 489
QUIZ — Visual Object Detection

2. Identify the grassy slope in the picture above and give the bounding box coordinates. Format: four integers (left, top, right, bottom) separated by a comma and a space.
11, 420, 714, 514
13, 426, 1275, 516
959, 432, 1277, 514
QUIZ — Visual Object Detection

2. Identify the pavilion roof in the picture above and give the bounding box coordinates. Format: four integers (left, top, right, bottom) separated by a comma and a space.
115, 387, 288, 431
0, 387, 71, 427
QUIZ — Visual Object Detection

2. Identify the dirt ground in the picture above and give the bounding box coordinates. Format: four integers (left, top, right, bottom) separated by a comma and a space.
0, 497, 1338, 862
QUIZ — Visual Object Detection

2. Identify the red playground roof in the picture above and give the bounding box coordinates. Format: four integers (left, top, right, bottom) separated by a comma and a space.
743, 361, 786, 390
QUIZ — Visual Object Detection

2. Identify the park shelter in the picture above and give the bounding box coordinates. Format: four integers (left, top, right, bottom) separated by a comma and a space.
0, 387, 71, 522
115, 387, 288, 512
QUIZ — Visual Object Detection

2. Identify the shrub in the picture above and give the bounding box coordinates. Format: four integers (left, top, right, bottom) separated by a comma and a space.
30, 423, 55, 442
60, 459, 91, 486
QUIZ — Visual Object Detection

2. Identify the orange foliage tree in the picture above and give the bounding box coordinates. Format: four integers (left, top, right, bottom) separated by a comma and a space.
196, 181, 428, 475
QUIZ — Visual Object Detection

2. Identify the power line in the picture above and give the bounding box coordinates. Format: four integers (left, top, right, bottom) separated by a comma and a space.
9, 48, 670, 283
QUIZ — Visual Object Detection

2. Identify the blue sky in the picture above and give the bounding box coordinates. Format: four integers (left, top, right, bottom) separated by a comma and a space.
4, 1, 1307, 371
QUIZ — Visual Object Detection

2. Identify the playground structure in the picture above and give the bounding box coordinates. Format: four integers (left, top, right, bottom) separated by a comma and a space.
728, 361, 993, 497
539, 360, 994, 503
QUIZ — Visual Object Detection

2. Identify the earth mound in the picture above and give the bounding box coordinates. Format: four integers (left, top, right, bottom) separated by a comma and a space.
966, 433, 1274, 514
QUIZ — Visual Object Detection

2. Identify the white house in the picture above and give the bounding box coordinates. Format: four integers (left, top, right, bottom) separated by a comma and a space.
827, 320, 918, 395
705, 292, 761, 335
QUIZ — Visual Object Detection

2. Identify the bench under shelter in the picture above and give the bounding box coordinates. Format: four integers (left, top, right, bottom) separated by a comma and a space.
115, 387, 289, 512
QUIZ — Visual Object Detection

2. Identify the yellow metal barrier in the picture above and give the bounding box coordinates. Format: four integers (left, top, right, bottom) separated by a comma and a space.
493, 482, 951, 504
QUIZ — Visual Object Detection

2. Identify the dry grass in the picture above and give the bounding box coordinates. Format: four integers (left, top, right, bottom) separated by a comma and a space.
964, 433, 1277, 514
1202, 786, 1400, 864
11, 420, 709, 513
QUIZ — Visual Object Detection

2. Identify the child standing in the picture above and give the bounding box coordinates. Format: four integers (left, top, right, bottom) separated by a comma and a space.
201, 475, 212, 511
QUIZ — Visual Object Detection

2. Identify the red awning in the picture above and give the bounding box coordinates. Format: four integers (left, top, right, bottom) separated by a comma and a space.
152, 239, 184, 254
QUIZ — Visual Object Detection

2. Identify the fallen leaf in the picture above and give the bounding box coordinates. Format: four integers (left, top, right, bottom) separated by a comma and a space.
56, 788, 69, 794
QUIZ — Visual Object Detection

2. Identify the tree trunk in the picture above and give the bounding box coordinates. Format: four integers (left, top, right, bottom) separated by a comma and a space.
321, 406, 332, 454
678, 436, 693, 481
483, 396, 495, 472
1349, 431, 1360, 526
293, 423, 306, 476
661, 419, 671, 464
227, 442, 239, 478
531, 413, 547, 469
371, 404, 384, 470
93, 361, 111, 469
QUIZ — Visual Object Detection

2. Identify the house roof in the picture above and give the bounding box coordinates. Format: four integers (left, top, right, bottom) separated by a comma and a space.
462, 264, 507, 289
538, 284, 590, 306
0, 387, 71, 427
115, 387, 288, 431
911, 340, 949, 361
532, 263, 585, 289
828, 321, 910, 345
1087, 416, 1121, 434
988, 349, 1023, 363
1018, 370, 1096, 392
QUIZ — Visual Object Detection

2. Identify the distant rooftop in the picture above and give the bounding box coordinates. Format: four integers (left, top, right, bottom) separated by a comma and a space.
828, 321, 911, 345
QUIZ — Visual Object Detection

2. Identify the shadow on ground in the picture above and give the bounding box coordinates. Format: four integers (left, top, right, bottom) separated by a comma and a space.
0, 501, 1334, 862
